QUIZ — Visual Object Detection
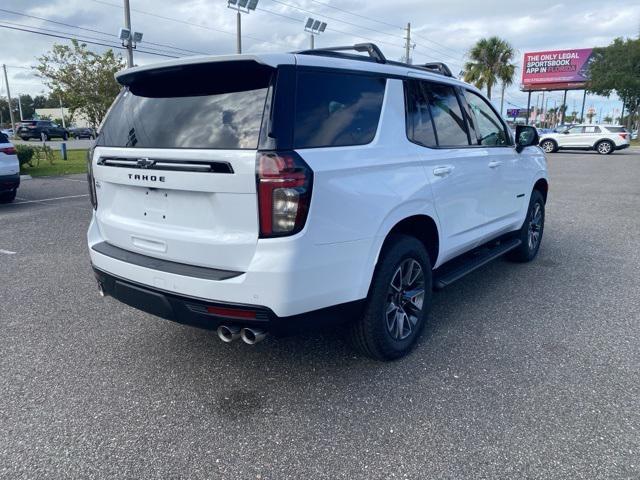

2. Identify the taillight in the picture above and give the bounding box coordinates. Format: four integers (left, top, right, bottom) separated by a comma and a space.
87, 148, 98, 210
619, 133, 628, 140
0, 146, 16, 155
256, 151, 313, 238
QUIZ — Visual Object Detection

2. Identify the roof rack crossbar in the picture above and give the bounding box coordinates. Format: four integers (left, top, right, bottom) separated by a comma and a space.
296, 42, 387, 64
419, 62, 454, 77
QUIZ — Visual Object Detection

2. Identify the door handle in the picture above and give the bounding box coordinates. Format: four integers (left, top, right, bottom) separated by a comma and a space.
488, 160, 503, 168
433, 165, 453, 177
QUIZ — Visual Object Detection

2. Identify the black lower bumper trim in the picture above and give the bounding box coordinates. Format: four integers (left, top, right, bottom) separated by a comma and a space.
93, 267, 364, 335
92, 241, 242, 281
0, 173, 20, 192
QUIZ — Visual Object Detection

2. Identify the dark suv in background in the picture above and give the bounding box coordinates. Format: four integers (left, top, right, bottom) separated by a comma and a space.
17, 120, 69, 141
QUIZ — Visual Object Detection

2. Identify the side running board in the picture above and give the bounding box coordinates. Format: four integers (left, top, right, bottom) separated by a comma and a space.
433, 238, 522, 289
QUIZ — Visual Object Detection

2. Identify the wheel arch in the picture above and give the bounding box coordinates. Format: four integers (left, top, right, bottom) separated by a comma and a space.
533, 177, 548, 203
358, 208, 441, 300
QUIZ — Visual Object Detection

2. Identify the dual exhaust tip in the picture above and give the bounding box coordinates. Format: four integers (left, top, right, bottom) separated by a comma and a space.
217, 325, 267, 345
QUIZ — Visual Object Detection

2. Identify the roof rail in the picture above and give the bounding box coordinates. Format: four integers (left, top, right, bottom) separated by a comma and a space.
420, 62, 454, 77
296, 42, 387, 64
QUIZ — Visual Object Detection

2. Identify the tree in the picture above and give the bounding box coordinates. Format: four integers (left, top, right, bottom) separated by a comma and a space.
603, 115, 613, 123
588, 37, 640, 129
34, 40, 125, 128
463, 36, 516, 101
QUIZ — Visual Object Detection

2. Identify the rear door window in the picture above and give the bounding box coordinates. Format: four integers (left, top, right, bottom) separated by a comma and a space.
404, 80, 437, 147
97, 61, 274, 149
605, 126, 626, 133
584, 126, 601, 133
422, 82, 469, 147
294, 70, 386, 148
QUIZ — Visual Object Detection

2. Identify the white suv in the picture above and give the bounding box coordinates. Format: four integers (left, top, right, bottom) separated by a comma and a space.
0, 132, 20, 203
88, 43, 548, 360
539, 124, 630, 154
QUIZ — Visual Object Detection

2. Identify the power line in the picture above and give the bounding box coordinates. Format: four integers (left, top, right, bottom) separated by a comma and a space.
307, 0, 403, 30
0, 19, 182, 57
0, 23, 179, 58
0, 7, 208, 56
90, 0, 291, 49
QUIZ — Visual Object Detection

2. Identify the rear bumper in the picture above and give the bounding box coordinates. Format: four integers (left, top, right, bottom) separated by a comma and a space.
93, 266, 362, 334
0, 173, 20, 192
616, 143, 630, 150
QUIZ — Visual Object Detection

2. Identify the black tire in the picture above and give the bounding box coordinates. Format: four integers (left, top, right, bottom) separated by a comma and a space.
0, 190, 17, 203
508, 190, 545, 263
595, 140, 614, 155
540, 139, 557, 153
20, 137, 29, 141
349, 234, 432, 361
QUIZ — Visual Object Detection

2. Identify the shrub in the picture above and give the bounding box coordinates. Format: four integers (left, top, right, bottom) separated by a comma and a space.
15, 144, 35, 167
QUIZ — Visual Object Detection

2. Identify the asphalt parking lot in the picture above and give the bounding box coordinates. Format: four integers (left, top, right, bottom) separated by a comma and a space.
1, 149, 639, 479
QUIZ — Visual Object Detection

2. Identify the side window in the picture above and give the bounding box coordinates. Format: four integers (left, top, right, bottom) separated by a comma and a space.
567, 126, 583, 134
463, 90, 510, 146
584, 126, 600, 134
294, 71, 386, 148
404, 80, 437, 147
422, 82, 469, 147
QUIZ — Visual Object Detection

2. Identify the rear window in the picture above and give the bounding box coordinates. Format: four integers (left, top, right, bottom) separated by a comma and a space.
605, 126, 627, 133
97, 61, 273, 149
294, 71, 386, 148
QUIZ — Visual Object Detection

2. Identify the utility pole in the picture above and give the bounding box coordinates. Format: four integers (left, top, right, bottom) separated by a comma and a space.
2, 64, 16, 134
580, 90, 587, 123
59, 96, 66, 128
236, 10, 242, 54
123, 0, 134, 67
17, 94, 24, 121
404, 23, 411, 64
310, 32, 314, 50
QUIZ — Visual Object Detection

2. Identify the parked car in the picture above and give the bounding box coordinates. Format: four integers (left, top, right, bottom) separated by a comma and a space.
17, 120, 69, 141
632, 130, 638, 140
1, 128, 14, 137
0, 132, 19, 203
539, 124, 630, 154
69, 127, 96, 139
87, 44, 548, 360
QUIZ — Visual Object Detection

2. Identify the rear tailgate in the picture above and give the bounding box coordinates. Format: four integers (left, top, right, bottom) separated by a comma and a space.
91, 57, 290, 273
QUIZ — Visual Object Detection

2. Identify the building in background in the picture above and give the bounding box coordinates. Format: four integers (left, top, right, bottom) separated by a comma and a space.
33, 108, 90, 128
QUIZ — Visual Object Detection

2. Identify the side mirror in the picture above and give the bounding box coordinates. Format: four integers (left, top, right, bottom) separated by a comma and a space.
515, 125, 539, 153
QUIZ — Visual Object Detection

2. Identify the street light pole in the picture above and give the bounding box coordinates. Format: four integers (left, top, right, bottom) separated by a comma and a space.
404, 23, 411, 64
304, 18, 326, 50
123, 0, 134, 67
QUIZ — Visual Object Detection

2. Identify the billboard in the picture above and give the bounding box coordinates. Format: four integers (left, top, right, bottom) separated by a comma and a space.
521, 48, 594, 91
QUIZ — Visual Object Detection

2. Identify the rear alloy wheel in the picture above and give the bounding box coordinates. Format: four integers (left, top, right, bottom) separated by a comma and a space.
540, 139, 556, 153
349, 234, 432, 361
596, 140, 613, 155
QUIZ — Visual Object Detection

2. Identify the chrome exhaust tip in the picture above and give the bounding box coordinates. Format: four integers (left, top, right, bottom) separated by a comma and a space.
97, 282, 105, 297
217, 325, 241, 343
240, 327, 267, 345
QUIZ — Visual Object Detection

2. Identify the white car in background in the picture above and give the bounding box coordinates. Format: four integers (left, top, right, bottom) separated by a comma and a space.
0, 131, 20, 203
539, 124, 631, 154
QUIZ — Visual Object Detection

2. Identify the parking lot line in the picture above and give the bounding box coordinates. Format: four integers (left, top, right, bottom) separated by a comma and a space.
0, 249, 16, 255
13, 194, 89, 205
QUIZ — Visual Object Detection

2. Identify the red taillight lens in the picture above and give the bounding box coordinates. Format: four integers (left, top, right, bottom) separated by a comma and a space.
619, 133, 628, 140
256, 151, 313, 238
0, 147, 16, 155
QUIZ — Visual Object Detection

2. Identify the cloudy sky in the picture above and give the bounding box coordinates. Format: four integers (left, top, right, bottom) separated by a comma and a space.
1, 0, 639, 119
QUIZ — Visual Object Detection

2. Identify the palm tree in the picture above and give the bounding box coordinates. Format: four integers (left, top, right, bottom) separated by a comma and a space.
463, 37, 517, 104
